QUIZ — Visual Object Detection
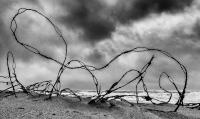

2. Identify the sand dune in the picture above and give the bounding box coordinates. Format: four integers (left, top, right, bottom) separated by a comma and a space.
0, 93, 200, 119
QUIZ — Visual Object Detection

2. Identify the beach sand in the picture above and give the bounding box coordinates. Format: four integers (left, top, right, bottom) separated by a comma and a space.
0, 93, 200, 119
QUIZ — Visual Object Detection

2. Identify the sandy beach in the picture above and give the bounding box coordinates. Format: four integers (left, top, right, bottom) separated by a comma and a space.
0, 93, 200, 119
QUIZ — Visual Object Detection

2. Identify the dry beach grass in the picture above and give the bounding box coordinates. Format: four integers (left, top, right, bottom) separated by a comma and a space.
0, 93, 200, 119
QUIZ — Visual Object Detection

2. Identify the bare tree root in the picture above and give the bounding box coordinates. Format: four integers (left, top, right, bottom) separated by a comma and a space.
5, 8, 189, 112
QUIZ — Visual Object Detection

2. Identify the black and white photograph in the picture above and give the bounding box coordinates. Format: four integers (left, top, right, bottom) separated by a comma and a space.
0, 0, 200, 118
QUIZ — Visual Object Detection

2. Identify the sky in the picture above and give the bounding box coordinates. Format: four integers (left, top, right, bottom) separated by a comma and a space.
0, 0, 200, 91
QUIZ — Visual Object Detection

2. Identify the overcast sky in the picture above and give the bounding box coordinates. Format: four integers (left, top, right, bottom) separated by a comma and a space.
0, 0, 200, 91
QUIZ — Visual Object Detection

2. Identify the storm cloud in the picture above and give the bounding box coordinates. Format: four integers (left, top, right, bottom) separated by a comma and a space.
85, 49, 106, 65
193, 19, 200, 38
113, 0, 193, 23
58, 0, 115, 43
58, 0, 193, 43
1, 0, 200, 90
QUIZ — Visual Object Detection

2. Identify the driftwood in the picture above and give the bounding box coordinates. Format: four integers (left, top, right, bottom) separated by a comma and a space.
0, 8, 189, 112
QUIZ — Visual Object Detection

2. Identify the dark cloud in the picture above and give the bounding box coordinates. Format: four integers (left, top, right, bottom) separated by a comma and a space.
113, 0, 193, 23
0, 0, 199, 90
58, 0, 193, 43
193, 19, 200, 38
59, 0, 115, 43
85, 49, 106, 65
